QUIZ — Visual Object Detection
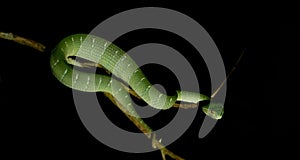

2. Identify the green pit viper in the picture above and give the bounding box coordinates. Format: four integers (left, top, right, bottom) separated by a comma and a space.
50, 34, 224, 121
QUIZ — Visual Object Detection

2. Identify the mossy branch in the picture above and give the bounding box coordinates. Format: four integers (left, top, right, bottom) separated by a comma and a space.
0, 32, 45, 52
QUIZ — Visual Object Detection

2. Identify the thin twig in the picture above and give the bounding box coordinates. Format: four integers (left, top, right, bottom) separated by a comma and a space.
211, 49, 246, 98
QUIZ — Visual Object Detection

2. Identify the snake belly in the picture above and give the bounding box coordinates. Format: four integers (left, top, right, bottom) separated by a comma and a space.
50, 34, 222, 119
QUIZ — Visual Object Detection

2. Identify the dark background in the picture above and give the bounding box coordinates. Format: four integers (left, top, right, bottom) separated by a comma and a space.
0, 1, 294, 159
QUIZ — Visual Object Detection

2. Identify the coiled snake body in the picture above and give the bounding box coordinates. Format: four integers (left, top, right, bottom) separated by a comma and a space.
50, 34, 223, 120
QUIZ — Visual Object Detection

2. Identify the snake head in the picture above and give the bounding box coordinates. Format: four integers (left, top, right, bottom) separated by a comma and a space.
202, 103, 224, 120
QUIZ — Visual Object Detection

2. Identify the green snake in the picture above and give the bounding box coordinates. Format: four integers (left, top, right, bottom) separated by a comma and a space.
50, 34, 224, 120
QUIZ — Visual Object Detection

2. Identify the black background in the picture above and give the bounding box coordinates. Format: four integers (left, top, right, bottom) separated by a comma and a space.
0, 1, 295, 159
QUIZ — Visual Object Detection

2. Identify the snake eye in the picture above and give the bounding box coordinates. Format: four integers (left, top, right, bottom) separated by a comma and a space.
202, 103, 224, 120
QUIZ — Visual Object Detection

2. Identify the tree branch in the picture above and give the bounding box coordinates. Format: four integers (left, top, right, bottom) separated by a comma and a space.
0, 32, 45, 52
